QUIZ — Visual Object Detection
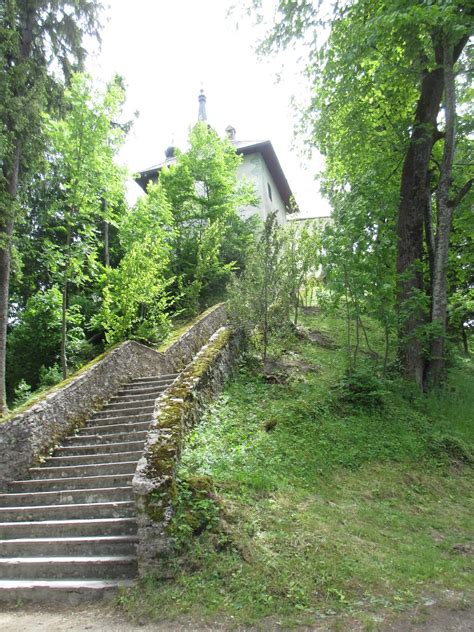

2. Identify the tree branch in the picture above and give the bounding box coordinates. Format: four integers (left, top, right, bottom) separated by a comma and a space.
432, 128, 445, 144
449, 179, 473, 209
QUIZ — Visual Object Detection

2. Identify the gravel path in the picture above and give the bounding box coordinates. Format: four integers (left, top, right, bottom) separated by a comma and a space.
0, 604, 472, 631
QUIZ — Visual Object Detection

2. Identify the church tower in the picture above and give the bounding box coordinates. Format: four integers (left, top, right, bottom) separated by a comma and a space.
198, 89, 207, 122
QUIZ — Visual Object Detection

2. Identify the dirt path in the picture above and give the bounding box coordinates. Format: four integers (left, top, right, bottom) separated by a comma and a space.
0, 604, 472, 631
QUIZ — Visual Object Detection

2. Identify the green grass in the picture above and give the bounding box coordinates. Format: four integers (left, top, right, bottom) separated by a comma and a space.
121, 311, 474, 627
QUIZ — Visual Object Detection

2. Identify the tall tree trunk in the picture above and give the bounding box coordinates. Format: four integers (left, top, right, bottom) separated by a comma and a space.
60, 278, 69, 380
60, 229, 72, 380
428, 43, 456, 387
396, 45, 444, 389
423, 170, 436, 291
0, 2, 36, 415
0, 143, 20, 415
396, 30, 470, 389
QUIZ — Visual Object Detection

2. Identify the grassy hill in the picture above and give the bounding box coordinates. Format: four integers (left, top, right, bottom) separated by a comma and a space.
121, 308, 473, 629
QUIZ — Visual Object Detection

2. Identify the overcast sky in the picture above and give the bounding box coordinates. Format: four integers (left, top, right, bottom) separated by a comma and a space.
87, 0, 331, 217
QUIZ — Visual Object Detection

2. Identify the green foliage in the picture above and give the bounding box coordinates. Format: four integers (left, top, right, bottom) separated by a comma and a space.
248, 0, 473, 388
0, 0, 104, 413
335, 366, 387, 409
170, 475, 221, 549
6, 288, 62, 400
99, 181, 173, 345
160, 122, 257, 313
13, 379, 32, 409
229, 214, 322, 360
38, 363, 63, 389
279, 220, 322, 326
6, 286, 95, 403
42, 72, 128, 374
228, 212, 287, 360
428, 433, 473, 466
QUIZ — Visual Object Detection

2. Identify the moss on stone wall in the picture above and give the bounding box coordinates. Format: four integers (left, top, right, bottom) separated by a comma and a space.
141, 327, 234, 524
1, 345, 120, 424
157, 303, 225, 353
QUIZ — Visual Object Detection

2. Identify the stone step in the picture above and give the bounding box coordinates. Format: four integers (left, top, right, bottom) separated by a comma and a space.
91, 409, 153, 422
46, 450, 143, 466
124, 378, 175, 389
0, 555, 137, 579
54, 440, 145, 456
130, 373, 178, 383
80, 420, 150, 436
116, 384, 167, 396
0, 369, 185, 603
0, 517, 137, 539
10, 473, 133, 493
82, 413, 149, 428
123, 382, 173, 392
29, 460, 138, 479
64, 430, 148, 447
0, 486, 133, 508
100, 398, 156, 412
0, 501, 134, 522
0, 535, 138, 557
111, 389, 166, 403
0, 579, 135, 604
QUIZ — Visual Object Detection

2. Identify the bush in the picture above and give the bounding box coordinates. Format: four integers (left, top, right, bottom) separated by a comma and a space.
336, 366, 387, 409
170, 475, 221, 549
13, 379, 32, 408
428, 433, 473, 465
38, 364, 63, 389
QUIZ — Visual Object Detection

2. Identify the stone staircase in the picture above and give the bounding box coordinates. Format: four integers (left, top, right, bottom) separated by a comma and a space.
0, 372, 178, 604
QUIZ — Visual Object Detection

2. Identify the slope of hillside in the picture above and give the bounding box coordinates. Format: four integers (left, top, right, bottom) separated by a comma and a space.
121, 309, 473, 628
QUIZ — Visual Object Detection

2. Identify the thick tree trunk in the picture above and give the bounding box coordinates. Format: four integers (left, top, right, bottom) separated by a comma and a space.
396, 30, 470, 389
396, 47, 444, 389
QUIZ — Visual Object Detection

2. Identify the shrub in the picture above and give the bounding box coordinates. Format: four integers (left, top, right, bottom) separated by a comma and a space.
13, 379, 32, 408
428, 433, 473, 466
336, 366, 387, 409
38, 364, 63, 389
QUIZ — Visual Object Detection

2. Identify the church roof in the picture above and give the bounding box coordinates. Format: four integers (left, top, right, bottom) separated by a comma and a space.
135, 138, 297, 212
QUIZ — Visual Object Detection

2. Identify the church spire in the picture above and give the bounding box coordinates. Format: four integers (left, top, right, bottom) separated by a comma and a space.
198, 89, 207, 122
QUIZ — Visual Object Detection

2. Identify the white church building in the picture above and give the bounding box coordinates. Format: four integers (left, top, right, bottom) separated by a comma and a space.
135, 90, 298, 224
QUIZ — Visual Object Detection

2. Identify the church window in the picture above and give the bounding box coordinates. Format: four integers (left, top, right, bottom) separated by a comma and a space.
267, 183, 273, 201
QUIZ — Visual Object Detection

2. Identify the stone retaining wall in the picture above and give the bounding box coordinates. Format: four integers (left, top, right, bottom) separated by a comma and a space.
0, 304, 226, 489
133, 326, 242, 577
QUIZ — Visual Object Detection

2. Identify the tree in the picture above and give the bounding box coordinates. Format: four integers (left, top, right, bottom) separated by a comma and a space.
0, 0, 103, 413
43, 72, 127, 378
228, 212, 287, 363
159, 122, 257, 313
280, 220, 321, 328
251, 0, 473, 389
99, 181, 174, 345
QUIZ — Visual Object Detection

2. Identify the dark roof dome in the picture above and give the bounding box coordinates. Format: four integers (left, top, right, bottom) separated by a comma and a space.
164, 146, 176, 158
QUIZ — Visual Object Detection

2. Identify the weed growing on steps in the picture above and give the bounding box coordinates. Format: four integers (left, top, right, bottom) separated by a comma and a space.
121, 311, 474, 627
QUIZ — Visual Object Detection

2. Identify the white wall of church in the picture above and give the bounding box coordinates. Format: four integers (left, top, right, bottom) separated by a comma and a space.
236, 153, 287, 225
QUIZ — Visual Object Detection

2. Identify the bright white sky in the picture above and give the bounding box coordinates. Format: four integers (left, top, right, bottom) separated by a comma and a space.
87, 0, 331, 217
